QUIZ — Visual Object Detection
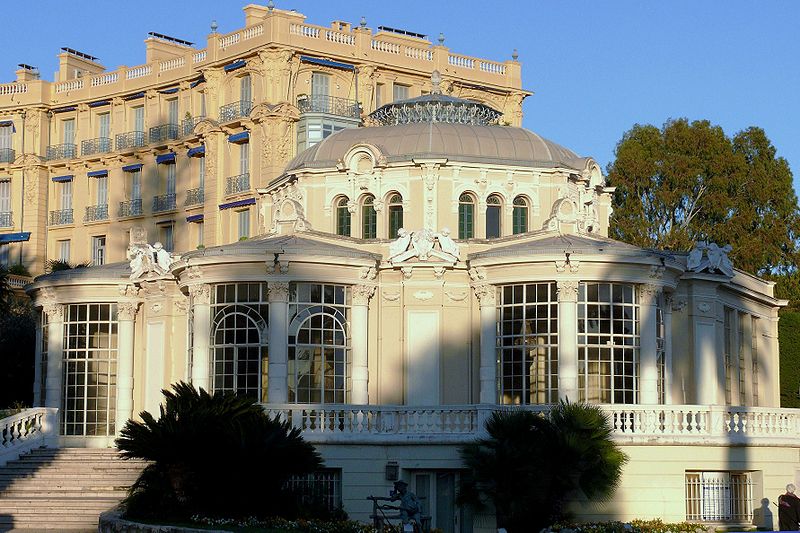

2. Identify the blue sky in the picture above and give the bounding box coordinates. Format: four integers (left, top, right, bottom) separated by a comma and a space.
2, 1, 798, 190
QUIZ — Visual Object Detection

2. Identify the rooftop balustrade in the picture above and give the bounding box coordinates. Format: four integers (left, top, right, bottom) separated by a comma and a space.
297, 95, 360, 119
81, 137, 111, 157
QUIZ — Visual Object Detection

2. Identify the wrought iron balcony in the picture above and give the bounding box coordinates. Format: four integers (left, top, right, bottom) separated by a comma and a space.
152, 193, 176, 213
297, 95, 360, 119
182, 116, 206, 137
148, 124, 179, 145
115, 131, 145, 151
118, 198, 143, 218
45, 144, 77, 161
0, 148, 15, 164
219, 101, 252, 123
81, 137, 112, 157
84, 204, 109, 222
49, 209, 73, 225
225, 173, 250, 195
185, 187, 204, 206
0, 211, 12, 227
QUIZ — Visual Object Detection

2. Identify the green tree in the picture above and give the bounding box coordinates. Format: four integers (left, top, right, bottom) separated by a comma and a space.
116, 382, 323, 520
458, 403, 627, 533
608, 119, 800, 275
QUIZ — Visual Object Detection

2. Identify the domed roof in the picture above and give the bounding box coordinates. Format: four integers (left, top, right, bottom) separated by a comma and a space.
283, 122, 589, 175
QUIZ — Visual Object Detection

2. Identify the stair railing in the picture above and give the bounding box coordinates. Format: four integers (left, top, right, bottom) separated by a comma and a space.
0, 407, 58, 466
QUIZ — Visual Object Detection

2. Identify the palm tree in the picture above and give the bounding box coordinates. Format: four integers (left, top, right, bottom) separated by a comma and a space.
458, 402, 628, 533
0, 266, 10, 312
116, 382, 322, 520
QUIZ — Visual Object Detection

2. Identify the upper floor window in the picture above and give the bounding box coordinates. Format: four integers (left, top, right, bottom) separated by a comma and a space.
387, 193, 403, 239
59, 180, 73, 210
91, 235, 106, 266
95, 175, 108, 207
375, 83, 384, 108
240, 74, 252, 103
62, 118, 75, 145
362, 196, 376, 239
131, 106, 145, 133
393, 83, 409, 102
160, 224, 174, 252
312, 72, 330, 98
486, 195, 502, 238
0, 179, 10, 216
58, 239, 70, 262
335, 197, 351, 236
458, 193, 475, 239
238, 209, 250, 240
0, 123, 13, 153
164, 161, 176, 196
512, 196, 529, 234
97, 112, 110, 139
167, 99, 179, 126
239, 141, 250, 175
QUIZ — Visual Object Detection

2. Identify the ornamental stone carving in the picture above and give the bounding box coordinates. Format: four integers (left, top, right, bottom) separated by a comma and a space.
444, 290, 468, 302
556, 281, 579, 303
352, 285, 377, 305
43, 303, 64, 322
639, 283, 661, 304
127, 227, 179, 280
118, 284, 140, 298
267, 281, 290, 302
687, 241, 734, 277
117, 302, 140, 321
468, 267, 487, 282
555, 259, 580, 273
359, 266, 377, 280
472, 283, 496, 307
185, 266, 203, 280
388, 228, 460, 264
189, 284, 211, 305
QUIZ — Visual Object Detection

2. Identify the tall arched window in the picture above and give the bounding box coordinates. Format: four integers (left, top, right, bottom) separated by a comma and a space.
335, 197, 351, 236
458, 193, 475, 239
210, 283, 269, 402
512, 196, 529, 234
387, 193, 403, 238
362, 196, 376, 239
486, 194, 502, 238
288, 283, 351, 403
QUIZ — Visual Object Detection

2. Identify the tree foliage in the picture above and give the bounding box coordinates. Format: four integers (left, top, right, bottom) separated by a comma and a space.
458, 402, 627, 533
0, 269, 35, 409
116, 382, 323, 521
608, 118, 800, 275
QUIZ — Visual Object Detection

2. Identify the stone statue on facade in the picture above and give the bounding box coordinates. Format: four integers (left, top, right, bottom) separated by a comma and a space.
388, 228, 460, 264
687, 241, 734, 277
127, 227, 179, 280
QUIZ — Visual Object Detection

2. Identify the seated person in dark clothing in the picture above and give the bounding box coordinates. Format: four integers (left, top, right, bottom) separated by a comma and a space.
779, 483, 800, 531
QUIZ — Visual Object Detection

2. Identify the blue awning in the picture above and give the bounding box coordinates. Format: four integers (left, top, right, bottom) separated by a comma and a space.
122, 163, 143, 172
156, 153, 176, 164
219, 198, 255, 210
52, 106, 77, 114
124, 92, 145, 100
190, 76, 205, 88
88, 100, 110, 108
224, 60, 246, 72
87, 169, 108, 177
0, 232, 30, 244
299, 55, 354, 71
187, 145, 205, 157
227, 131, 249, 144
0, 120, 14, 132
186, 214, 204, 223
159, 86, 179, 94
52, 174, 73, 182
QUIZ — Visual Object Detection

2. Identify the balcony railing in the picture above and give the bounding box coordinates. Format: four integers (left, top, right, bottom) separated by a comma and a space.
115, 131, 145, 151
118, 198, 143, 218
0, 148, 15, 163
84, 204, 109, 222
152, 193, 176, 213
298, 95, 360, 119
81, 137, 112, 157
0, 211, 11, 227
219, 100, 252, 123
182, 116, 206, 137
225, 173, 250, 195
185, 187, 204, 206
149, 124, 179, 144
45, 144, 77, 161
49, 209, 73, 225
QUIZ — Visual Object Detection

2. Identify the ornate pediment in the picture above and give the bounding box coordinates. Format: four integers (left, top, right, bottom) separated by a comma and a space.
388, 228, 460, 264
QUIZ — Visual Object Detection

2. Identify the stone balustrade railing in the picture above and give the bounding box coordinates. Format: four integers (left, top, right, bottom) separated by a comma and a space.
0, 408, 58, 466
263, 403, 800, 445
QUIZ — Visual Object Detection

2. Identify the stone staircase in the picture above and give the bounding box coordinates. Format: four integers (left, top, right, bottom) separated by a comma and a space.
0, 447, 146, 532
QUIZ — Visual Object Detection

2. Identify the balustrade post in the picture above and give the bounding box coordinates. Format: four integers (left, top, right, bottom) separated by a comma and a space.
639, 284, 661, 404
189, 285, 212, 390
473, 284, 497, 404
351, 285, 375, 405
268, 282, 290, 402
557, 281, 579, 402
115, 301, 140, 433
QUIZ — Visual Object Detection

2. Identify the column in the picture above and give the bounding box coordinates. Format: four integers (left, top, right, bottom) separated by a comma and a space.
556, 281, 579, 402
474, 283, 497, 404
189, 284, 212, 391
43, 304, 64, 411
115, 302, 140, 432
639, 284, 661, 405
267, 282, 290, 403
351, 285, 376, 405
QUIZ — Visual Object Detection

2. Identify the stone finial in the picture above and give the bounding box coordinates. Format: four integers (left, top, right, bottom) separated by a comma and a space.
360, 16, 367, 28
210, 20, 218, 33
267, 0, 275, 12
512, 49, 519, 61
438, 33, 445, 45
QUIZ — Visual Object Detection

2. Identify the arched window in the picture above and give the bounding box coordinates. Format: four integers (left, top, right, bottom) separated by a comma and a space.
486, 194, 502, 238
512, 196, 529, 234
387, 193, 403, 238
362, 195, 376, 239
458, 193, 475, 239
335, 197, 351, 236
209, 283, 269, 402
288, 283, 351, 403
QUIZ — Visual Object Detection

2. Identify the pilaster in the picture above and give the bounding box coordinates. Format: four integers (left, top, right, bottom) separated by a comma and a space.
189, 284, 212, 391
473, 283, 497, 404
267, 281, 290, 403
639, 283, 661, 405
556, 281, 579, 402
351, 284, 376, 404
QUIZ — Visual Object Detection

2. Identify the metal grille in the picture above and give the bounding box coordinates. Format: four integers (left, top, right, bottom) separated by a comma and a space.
286, 470, 342, 511
45, 143, 77, 161
686, 472, 753, 523
84, 204, 109, 222
152, 193, 176, 213
298, 95, 360, 119
0, 211, 12, 227
115, 131, 145, 150
119, 199, 143, 218
49, 209, 74, 225
185, 187, 204, 206
225, 173, 250, 195
149, 124, 179, 144
81, 137, 111, 156
219, 100, 252, 122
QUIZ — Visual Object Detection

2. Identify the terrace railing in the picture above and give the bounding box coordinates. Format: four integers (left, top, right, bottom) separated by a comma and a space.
152, 193, 176, 213
118, 198, 143, 218
81, 137, 112, 156
84, 204, 109, 222
115, 131, 145, 151
297, 95, 360, 119
219, 100, 252, 123
45, 144, 77, 161
225, 173, 250, 195
148, 124, 179, 145
49, 209, 73, 225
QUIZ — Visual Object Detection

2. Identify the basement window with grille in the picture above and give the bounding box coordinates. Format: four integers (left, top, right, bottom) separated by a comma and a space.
685, 471, 754, 523
286, 469, 342, 512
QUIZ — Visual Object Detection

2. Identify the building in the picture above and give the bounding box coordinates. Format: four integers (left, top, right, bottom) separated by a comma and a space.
0, 4, 527, 275
12, 79, 797, 531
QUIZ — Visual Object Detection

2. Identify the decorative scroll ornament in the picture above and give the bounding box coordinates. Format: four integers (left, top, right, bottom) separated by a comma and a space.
687, 241, 734, 277
472, 283, 496, 307
43, 303, 64, 322
188, 284, 211, 305
556, 281, 579, 303
352, 285, 377, 305
127, 226, 179, 280
267, 281, 290, 302
117, 302, 140, 321
388, 228, 460, 264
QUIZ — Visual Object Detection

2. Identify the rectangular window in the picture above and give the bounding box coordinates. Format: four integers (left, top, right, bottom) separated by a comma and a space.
58, 239, 71, 262
286, 470, 342, 512
130, 169, 142, 201
0, 179, 10, 214
165, 163, 176, 196
393, 83, 409, 102
724, 307, 733, 404
60, 180, 72, 210
91, 235, 106, 266
685, 471, 753, 523
240, 142, 249, 175
375, 83, 384, 108
0, 124, 12, 151
161, 224, 174, 252
0, 245, 8, 267
62, 118, 75, 145
738, 312, 746, 404
240, 74, 252, 103
311, 72, 330, 97
196, 221, 204, 248
167, 99, 179, 126
98, 112, 110, 139
199, 156, 206, 190
132, 106, 145, 132
751, 316, 759, 406
238, 209, 250, 240
96, 176, 108, 206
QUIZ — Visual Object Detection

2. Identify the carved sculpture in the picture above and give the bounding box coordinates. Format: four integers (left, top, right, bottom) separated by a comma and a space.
388, 228, 460, 264
127, 227, 179, 280
687, 241, 734, 277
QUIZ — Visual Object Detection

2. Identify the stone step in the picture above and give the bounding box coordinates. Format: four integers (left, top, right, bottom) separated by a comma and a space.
0, 489, 128, 498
